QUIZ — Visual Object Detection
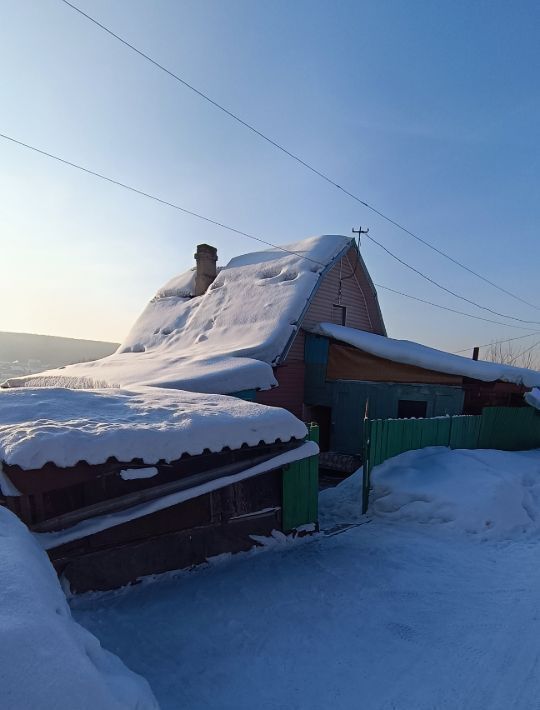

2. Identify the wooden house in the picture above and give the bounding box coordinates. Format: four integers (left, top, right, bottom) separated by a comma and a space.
5, 233, 536, 478
2, 236, 387, 414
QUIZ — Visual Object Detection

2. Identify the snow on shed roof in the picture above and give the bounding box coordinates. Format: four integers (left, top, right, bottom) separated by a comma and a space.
0, 386, 308, 470
525, 388, 540, 410
3, 235, 353, 393
315, 322, 540, 388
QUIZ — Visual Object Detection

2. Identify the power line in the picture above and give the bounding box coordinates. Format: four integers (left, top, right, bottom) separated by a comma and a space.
59, 0, 540, 314
375, 284, 538, 331
0, 132, 325, 267
3, 129, 538, 340
364, 231, 540, 325
453, 332, 540, 354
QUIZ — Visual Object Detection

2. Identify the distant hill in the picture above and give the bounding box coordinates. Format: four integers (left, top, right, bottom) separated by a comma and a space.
0, 331, 119, 382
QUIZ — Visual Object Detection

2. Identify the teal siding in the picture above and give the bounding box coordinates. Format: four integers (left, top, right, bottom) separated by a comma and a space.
304, 334, 465, 456
304, 334, 332, 406
231, 389, 257, 401
327, 381, 463, 456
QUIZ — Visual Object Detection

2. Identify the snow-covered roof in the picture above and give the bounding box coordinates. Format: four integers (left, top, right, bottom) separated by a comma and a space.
315, 322, 540, 387
0, 506, 157, 709
525, 388, 540, 410
3, 235, 353, 393
0, 386, 308, 470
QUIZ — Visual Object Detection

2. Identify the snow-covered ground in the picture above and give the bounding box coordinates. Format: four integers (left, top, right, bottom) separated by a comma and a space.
71, 447, 540, 710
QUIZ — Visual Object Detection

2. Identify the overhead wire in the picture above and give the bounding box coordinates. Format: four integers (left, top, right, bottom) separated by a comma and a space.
0, 132, 324, 267
363, 231, 540, 325
453, 332, 540, 354
2, 130, 537, 339
58, 0, 540, 314
374, 284, 539, 330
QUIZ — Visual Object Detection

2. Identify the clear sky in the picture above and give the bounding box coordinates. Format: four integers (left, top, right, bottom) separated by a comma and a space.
1, 0, 539, 355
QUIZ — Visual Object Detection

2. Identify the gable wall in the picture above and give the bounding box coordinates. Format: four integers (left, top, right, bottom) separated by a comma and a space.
257, 246, 385, 419
302, 250, 375, 333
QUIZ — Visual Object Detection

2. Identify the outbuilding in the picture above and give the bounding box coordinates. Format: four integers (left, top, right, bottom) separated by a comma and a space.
0, 386, 318, 593
304, 323, 540, 459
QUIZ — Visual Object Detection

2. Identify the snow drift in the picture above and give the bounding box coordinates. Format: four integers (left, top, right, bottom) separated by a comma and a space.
371, 447, 540, 538
320, 447, 540, 539
0, 505, 157, 710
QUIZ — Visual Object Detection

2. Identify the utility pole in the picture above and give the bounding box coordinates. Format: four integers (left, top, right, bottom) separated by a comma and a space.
352, 226, 369, 247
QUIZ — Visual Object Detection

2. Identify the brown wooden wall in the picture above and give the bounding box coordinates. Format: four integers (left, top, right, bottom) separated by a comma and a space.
327, 342, 463, 385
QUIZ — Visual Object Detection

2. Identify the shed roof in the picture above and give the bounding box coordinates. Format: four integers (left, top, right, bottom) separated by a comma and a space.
0, 386, 308, 471
315, 323, 540, 388
3, 235, 360, 394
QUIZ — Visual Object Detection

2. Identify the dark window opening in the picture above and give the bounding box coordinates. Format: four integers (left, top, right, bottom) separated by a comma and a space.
332, 304, 347, 326
309, 406, 331, 451
397, 399, 428, 419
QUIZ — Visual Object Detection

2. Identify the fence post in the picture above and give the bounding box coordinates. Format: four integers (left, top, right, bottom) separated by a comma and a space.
362, 418, 371, 514
282, 423, 319, 532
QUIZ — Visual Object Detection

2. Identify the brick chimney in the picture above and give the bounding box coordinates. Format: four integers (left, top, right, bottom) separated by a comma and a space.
194, 243, 218, 296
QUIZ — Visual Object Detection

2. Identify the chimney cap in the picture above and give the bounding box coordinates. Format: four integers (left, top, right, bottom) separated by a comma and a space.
194, 243, 217, 260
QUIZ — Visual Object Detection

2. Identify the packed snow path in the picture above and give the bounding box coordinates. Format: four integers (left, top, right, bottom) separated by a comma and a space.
73, 449, 540, 710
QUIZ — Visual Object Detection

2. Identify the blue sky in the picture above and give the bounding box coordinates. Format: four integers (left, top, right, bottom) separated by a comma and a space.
1, 0, 539, 355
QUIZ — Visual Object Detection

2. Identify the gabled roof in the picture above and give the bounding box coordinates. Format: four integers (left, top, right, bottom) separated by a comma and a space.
315, 322, 540, 388
3, 235, 363, 394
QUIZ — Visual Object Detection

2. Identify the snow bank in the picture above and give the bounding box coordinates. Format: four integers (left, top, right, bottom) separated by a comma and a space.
0, 505, 157, 710
4, 236, 351, 393
318, 467, 364, 530
0, 386, 308, 470
315, 323, 540, 387
370, 447, 540, 538
525, 387, 540, 410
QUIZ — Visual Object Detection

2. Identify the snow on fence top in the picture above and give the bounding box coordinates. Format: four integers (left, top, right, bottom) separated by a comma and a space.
0, 386, 308, 470
315, 323, 540, 387
3, 235, 352, 393
0, 506, 158, 709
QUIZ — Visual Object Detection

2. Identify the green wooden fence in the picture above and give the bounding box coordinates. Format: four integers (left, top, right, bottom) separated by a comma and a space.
362, 407, 540, 513
282, 423, 319, 531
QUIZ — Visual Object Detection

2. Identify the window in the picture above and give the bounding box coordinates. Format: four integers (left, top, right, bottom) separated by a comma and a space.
397, 399, 428, 419
332, 304, 347, 326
